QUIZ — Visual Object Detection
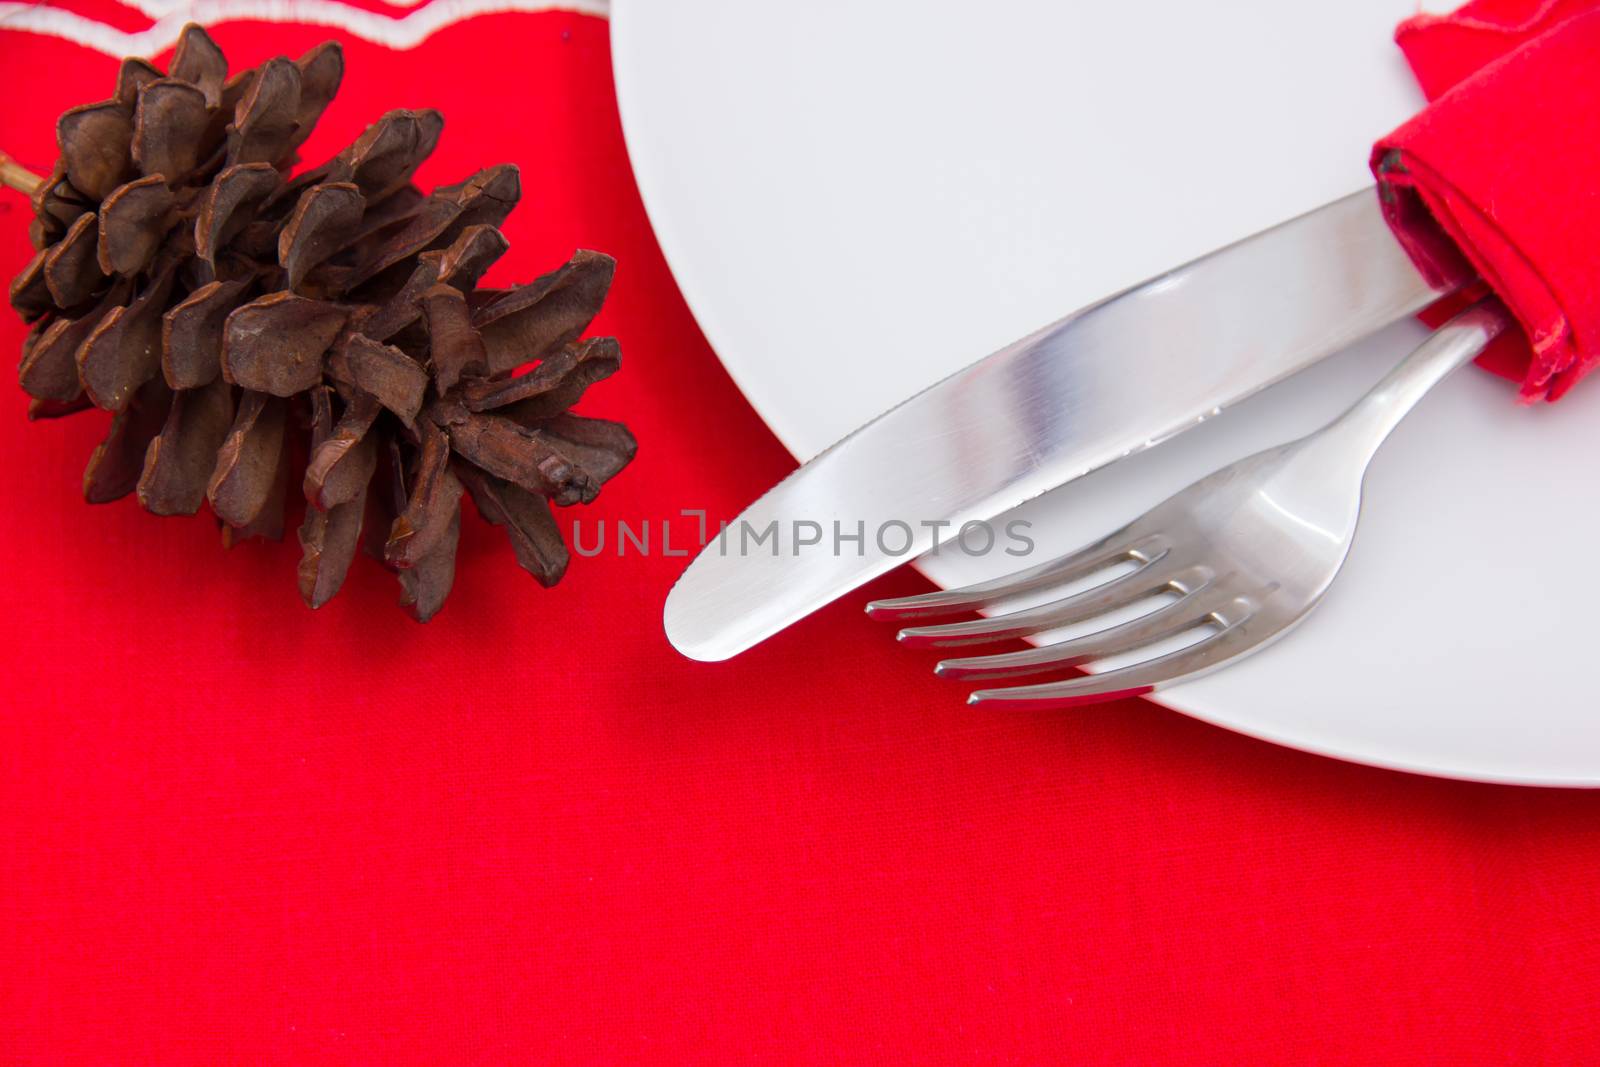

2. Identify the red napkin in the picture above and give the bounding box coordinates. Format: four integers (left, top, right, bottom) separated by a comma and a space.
1374, 0, 1600, 401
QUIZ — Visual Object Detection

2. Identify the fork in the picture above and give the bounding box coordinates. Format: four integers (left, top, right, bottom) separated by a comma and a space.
866, 299, 1510, 708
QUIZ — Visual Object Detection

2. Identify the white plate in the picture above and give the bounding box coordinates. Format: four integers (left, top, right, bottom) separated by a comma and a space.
612, 0, 1600, 786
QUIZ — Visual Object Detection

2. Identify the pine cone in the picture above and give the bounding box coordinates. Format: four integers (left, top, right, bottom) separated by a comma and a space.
9, 24, 635, 621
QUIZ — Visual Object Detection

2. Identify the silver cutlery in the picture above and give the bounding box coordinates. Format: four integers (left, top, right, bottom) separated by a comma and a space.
664, 189, 1457, 662
866, 300, 1509, 707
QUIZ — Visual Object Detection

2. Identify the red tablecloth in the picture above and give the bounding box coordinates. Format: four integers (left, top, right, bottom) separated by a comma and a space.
3, 7, 1600, 1064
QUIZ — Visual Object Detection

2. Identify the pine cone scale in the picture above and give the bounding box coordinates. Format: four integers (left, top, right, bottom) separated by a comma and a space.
132, 79, 210, 180
44, 212, 103, 307
196, 163, 279, 264
289, 43, 344, 145
57, 102, 134, 201
229, 56, 302, 167
169, 24, 228, 108
396, 506, 459, 621
279, 181, 363, 289
77, 260, 176, 411
162, 278, 246, 388
221, 293, 346, 395
82, 377, 170, 503
303, 393, 381, 511
471, 249, 613, 373
420, 283, 488, 392
97, 174, 175, 275
335, 333, 428, 425
207, 390, 287, 525
21, 282, 126, 401
10, 249, 53, 319
137, 375, 234, 515
458, 467, 569, 588
115, 58, 162, 109
385, 420, 462, 568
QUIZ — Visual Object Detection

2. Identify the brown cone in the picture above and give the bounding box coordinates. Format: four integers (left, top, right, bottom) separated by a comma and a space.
10, 23, 634, 621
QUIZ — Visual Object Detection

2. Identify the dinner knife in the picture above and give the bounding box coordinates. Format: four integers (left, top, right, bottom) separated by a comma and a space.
664, 188, 1450, 661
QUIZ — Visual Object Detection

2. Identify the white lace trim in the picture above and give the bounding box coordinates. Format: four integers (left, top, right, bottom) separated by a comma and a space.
0, 0, 608, 55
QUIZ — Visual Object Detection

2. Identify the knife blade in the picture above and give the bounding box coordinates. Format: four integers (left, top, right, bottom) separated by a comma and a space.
664, 187, 1449, 661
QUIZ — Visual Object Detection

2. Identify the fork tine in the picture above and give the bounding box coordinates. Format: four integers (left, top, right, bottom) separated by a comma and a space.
864, 529, 1167, 622
934, 584, 1237, 681
966, 603, 1261, 709
896, 559, 1210, 649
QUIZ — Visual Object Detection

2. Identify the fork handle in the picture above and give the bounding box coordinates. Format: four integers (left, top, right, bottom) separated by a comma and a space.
1325, 298, 1511, 460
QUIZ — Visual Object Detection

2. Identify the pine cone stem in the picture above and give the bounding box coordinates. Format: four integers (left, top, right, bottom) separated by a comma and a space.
0, 151, 44, 195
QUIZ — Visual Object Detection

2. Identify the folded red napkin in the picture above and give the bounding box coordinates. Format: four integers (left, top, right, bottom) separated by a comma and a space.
1373, 0, 1600, 401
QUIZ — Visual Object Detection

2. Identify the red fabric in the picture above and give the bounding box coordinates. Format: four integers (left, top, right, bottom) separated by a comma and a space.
6, 9, 1600, 1064
1374, 0, 1600, 400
